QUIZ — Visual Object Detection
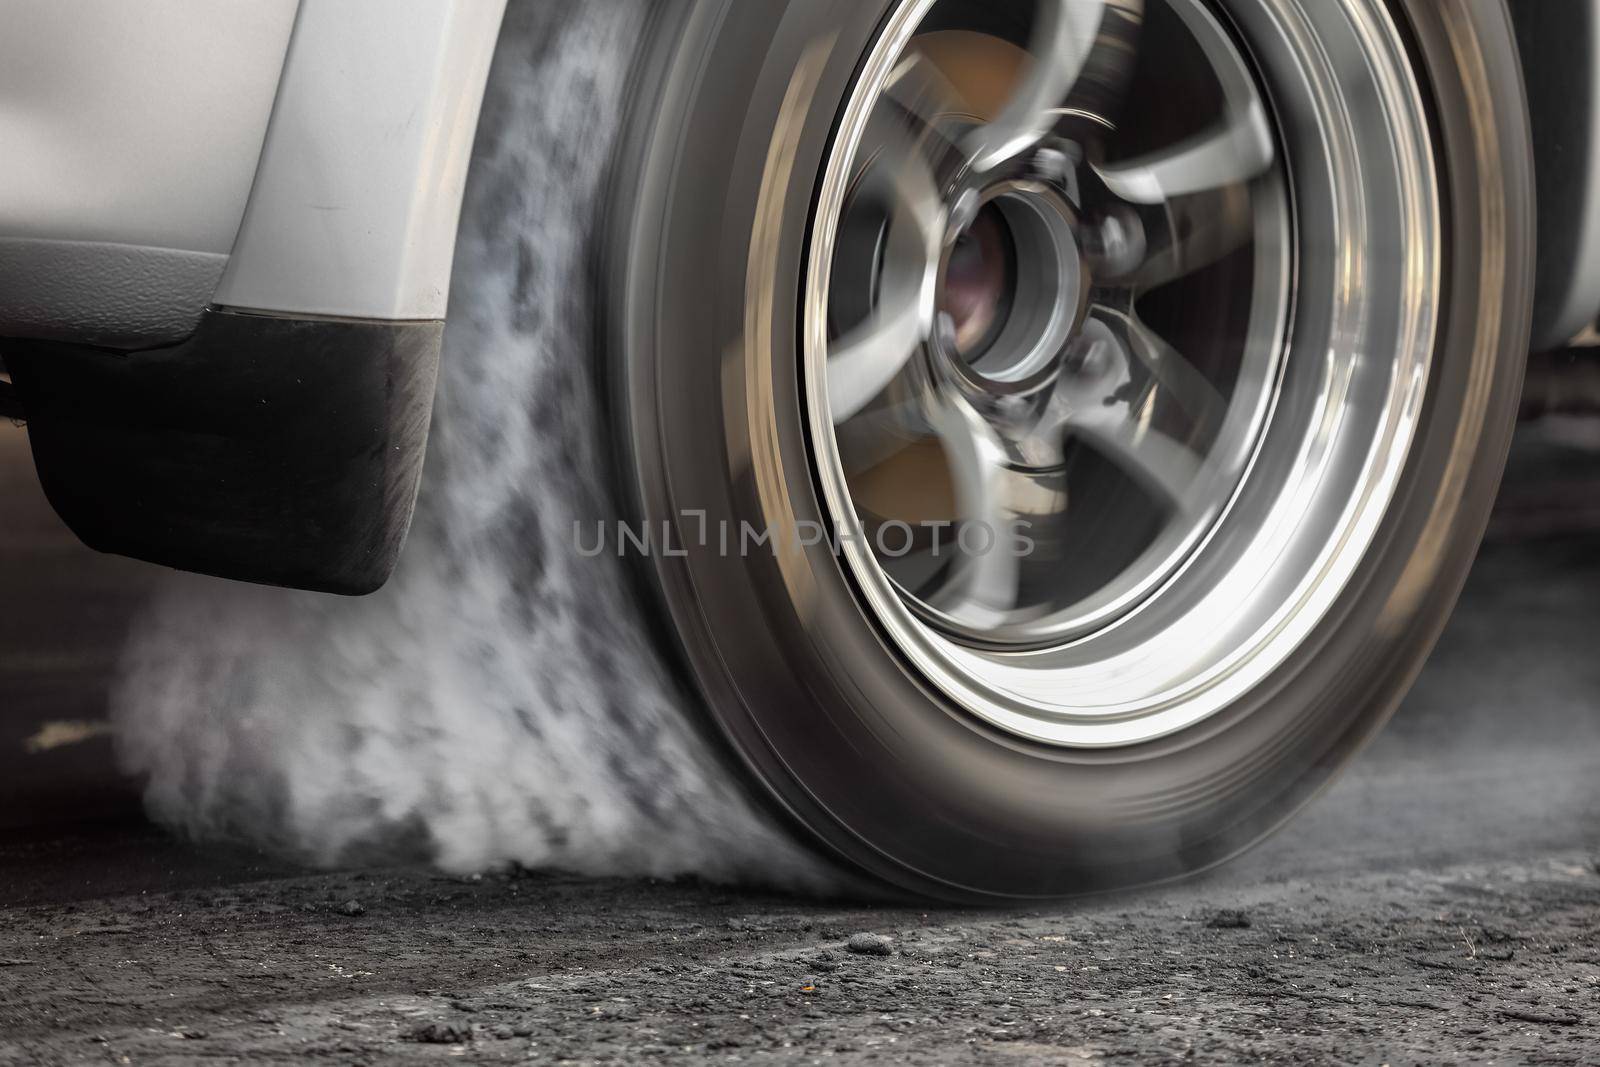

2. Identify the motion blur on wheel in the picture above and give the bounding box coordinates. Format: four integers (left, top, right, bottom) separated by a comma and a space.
608, 0, 1534, 900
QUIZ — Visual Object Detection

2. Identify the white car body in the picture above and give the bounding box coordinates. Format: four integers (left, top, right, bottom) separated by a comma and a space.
0, 0, 506, 348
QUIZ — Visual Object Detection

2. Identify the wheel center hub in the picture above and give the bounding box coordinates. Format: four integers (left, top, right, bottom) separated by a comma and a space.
934, 178, 1086, 398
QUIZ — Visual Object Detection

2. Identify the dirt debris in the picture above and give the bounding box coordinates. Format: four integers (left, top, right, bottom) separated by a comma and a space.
3, 846, 1598, 1064
1500, 1008, 1582, 1028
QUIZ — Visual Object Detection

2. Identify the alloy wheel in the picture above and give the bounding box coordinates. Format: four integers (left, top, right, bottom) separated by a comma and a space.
805, 0, 1438, 746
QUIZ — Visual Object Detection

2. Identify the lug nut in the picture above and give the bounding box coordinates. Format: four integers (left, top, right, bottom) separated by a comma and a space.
1031, 147, 1071, 184
1090, 208, 1146, 277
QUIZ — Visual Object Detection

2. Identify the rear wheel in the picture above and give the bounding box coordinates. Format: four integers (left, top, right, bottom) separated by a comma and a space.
607, 0, 1533, 901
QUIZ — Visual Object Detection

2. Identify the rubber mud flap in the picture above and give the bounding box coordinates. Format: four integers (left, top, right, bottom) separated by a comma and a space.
5, 309, 442, 595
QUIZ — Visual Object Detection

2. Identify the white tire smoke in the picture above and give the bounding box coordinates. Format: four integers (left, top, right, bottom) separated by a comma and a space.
112, 0, 825, 888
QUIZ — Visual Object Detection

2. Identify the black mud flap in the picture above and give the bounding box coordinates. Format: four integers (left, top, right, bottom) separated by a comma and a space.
4, 309, 442, 595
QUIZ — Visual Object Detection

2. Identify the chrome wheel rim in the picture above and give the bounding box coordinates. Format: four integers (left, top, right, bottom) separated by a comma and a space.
804, 0, 1441, 747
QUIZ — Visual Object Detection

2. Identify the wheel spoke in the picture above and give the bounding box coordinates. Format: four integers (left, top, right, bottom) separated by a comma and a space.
862, 121, 951, 238
1072, 406, 1206, 516
1021, 312, 1218, 523
962, 0, 1141, 174
1093, 1, 1273, 203
1118, 182, 1255, 291
864, 51, 974, 193
1093, 306, 1226, 439
827, 150, 947, 425
828, 297, 928, 426
1026, 318, 1208, 515
1095, 99, 1273, 203
883, 47, 973, 134
926, 395, 1021, 620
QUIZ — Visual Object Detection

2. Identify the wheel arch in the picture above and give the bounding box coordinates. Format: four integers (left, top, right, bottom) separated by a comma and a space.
1510, 0, 1600, 350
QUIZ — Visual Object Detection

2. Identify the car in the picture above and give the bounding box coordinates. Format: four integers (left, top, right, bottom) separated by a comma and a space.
1, 0, 1593, 902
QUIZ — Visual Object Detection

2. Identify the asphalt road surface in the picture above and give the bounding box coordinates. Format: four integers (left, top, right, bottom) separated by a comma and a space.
2, 416, 1599, 1064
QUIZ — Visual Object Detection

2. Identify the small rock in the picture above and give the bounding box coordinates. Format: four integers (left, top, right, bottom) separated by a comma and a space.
407, 1022, 473, 1045
338, 899, 366, 917
846, 933, 894, 956
1204, 909, 1252, 930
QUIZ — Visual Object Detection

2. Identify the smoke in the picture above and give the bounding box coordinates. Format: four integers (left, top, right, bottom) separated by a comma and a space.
111, 0, 827, 888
